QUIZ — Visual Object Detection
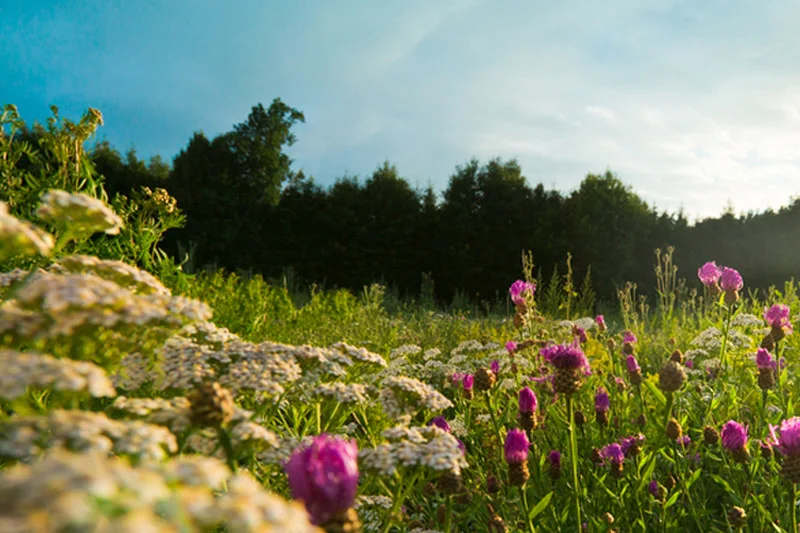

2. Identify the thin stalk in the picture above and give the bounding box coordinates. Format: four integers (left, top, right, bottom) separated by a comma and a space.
485, 391, 505, 456
792, 483, 797, 533
567, 396, 582, 532
519, 485, 537, 533
217, 426, 238, 474
444, 494, 454, 533
719, 304, 734, 375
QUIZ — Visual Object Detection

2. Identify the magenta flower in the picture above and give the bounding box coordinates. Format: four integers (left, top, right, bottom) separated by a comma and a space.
518, 386, 538, 414
721, 420, 748, 451
756, 348, 777, 370
625, 355, 641, 373
285, 434, 359, 525
505, 340, 518, 354
595, 315, 606, 328
594, 387, 610, 414
697, 261, 722, 287
600, 443, 625, 466
429, 417, 451, 433
509, 280, 536, 306
541, 341, 591, 372
573, 326, 588, 344
764, 304, 792, 334
685, 359, 694, 369
450, 372, 465, 385
547, 449, 561, 468
619, 434, 645, 457
719, 267, 743, 292
504, 429, 530, 464
677, 435, 692, 448
462, 374, 474, 391
623, 331, 637, 345
491, 359, 500, 376
769, 417, 800, 456
648, 480, 660, 497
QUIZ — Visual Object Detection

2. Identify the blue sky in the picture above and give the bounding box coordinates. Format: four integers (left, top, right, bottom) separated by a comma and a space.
3, 0, 800, 219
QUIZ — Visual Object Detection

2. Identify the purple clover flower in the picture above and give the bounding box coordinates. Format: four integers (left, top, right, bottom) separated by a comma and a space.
623, 331, 637, 345
600, 443, 625, 466
429, 417, 451, 433
595, 315, 606, 328
506, 340, 518, 354
625, 354, 641, 373
697, 261, 722, 287
756, 348, 777, 370
764, 304, 792, 334
721, 420, 748, 451
772, 417, 800, 456
720, 267, 744, 292
541, 340, 591, 372
504, 429, 530, 464
648, 480, 660, 497
285, 434, 359, 525
491, 359, 500, 376
509, 280, 536, 306
594, 387, 610, 414
548, 449, 561, 468
518, 386, 538, 414
619, 434, 645, 457
462, 374, 474, 391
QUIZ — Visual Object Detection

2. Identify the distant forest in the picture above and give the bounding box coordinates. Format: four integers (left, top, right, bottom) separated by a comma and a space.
18, 99, 800, 304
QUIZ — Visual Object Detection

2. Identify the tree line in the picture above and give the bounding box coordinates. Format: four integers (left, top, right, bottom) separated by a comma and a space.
19, 99, 800, 305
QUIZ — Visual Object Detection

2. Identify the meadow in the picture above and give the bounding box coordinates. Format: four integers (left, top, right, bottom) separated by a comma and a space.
2, 104, 800, 532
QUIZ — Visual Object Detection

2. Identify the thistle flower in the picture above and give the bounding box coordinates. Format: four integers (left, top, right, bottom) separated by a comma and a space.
721, 420, 750, 463
462, 374, 474, 400
429, 417, 451, 433
509, 280, 535, 306
490, 359, 500, 376
764, 303, 792, 341
772, 417, 800, 483
600, 443, 625, 478
573, 325, 588, 344
285, 434, 359, 526
697, 261, 722, 288
623, 331, 637, 345
595, 315, 607, 332
518, 386, 538, 431
703, 425, 720, 445
649, 480, 666, 501
504, 429, 530, 486
474, 367, 496, 391
626, 355, 643, 386
720, 267, 743, 305
727, 507, 747, 529
619, 434, 645, 457
505, 341, 518, 354
595, 387, 610, 426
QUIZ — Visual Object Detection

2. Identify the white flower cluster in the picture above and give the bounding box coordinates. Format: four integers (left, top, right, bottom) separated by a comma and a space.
390, 344, 422, 358
379, 376, 453, 420
0, 449, 320, 533
54, 254, 169, 295
0, 201, 53, 260
690, 327, 723, 351
360, 425, 467, 477
355, 495, 394, 533
732, 313, 765, 328
112, 352, 152, 390
0, 350, 116, 400
36, 189, 124, 235
0, 410, 178, 462
330, 341, 388, 367
313, 382, 371, 404
0, 271, 211, 340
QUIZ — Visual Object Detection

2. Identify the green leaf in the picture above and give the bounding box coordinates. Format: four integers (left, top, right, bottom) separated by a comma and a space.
643, 380, 666, 407
530, 491, 553, 520
664, 491, 681, 509
685, 468, 702, 491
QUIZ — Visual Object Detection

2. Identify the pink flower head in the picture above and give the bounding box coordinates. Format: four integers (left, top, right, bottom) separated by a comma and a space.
756, 348, 777, 370
504, 428, 530, 464
619, 434, 645, 457
719, 267, 743, 293
462, 374, 474, 391
648, 480, 660, 497
697, 261, 722, 287
541, 340, 591, 372
285, 434, 359, 525
595, 315, 606, 328
623, 331, 637, 345
491, 360, 500, 376
625, 355, 641, 373
594, 387, 610, 413
573, 326, 588, 344
764, 304, 792, 334
505, 340, 518, 354
547, 449, 561, 468
509, 280, 535, 305
773, 417, 800, 456
721, 420, 748, 451
600, 443, 625, 466
518, 386, 538, 414
429, 417, 451, 433
450, 372, 465, 385
677, 435, 692, 448
685, 359, 694, 369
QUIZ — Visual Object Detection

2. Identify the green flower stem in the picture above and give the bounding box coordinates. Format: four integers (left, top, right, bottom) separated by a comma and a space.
485, 391, 505, 457
719, 303, 734, 375
217, 426, 238, 474
445, 494, 454, 533
519, 485, 537, 533
792, 483, 797, 533
566, 396, 582, 532
664, 391, 674, 435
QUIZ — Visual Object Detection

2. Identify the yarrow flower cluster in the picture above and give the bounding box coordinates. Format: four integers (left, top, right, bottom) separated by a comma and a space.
0, 201, 54, 260
36, 189, 124, 236
379, 376, 453, 421
359, 425, 468, 478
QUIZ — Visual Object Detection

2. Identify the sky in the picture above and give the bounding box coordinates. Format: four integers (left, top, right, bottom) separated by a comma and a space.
3, 0, 800, 220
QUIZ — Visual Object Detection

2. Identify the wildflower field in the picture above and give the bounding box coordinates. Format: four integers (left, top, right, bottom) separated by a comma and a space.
3, 106, 800, 532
